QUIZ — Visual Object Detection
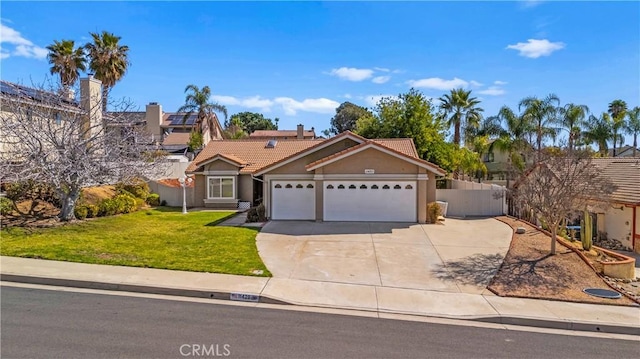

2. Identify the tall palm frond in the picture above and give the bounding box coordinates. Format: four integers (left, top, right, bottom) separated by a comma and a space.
177, 84, 228, 145
625, 106, 640, 157
46, 39, 86, 90
85, 31, 130, 111
608, 99, 628, 156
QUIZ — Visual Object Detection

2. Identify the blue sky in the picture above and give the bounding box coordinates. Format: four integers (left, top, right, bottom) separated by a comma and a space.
1, 1, 639, 143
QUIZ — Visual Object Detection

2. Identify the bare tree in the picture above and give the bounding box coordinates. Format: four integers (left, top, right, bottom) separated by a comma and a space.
512, 150, 614, 254
0, 80, 166, 221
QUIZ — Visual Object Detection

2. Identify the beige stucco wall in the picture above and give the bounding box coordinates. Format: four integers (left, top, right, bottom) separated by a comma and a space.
238, 174, 253, 202
204, 160, 240, 172
635, 206, 640, 253
194, 175, 206, 207
267, 138, 359, 174
321, 148, 419, 175
603, 205, 633, 250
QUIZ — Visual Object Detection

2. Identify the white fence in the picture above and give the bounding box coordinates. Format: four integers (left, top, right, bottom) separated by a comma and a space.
436, 180, 506, 217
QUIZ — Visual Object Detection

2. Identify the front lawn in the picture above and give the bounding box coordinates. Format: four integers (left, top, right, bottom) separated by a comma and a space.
0, 208, 270, 276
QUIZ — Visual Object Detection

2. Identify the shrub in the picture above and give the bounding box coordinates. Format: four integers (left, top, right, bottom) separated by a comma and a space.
4, 180, 59, 204
246, 203, 267, 223
160, 200, 167, 206
115, 179, 150, 199
86, 204, 99, 218
427, 202, 442, 224
74, 205, 88, 220
134, 197, 146, 210
98, 198, 118, 217
113, 193, 137, 214
146, 193, 160, 206
0, 197, 14, 216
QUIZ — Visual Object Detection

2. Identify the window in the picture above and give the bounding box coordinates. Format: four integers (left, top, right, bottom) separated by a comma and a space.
55, 112, 62, 125
207, 176, 235, 199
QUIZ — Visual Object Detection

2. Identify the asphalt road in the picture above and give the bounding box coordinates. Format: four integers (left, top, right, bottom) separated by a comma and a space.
1, 286, 637, 359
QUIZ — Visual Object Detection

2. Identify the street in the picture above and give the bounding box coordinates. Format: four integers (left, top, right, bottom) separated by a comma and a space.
1, 285, 637, 358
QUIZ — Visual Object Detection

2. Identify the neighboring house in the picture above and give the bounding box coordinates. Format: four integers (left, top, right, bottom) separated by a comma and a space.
185, 131, 445, 223
249, 124, 316, 140
591, 158, 640, 253
607, 145, 640, 158
0, 77, 103, 158
111, 102, 225, 154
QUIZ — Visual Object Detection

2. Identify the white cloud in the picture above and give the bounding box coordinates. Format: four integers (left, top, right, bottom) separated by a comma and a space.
329, 67, 374, 82
374, 67, 390, 72
212, 95, 274, 112
506, 39, 565, 58
343, 94, 352, 99
274, 97, 339, 115
469, 80, 483, 87
494, 80, 508, 85
372, 76, 391, 84
241, 96, 274, 112
478, 86, 506, 96
407, 77, 469, 90
0, 23, 47, 60
211, 95, 241, 105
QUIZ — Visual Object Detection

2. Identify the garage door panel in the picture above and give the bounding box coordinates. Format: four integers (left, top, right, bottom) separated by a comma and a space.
271, 181, 315, 220
324, 181, 416, 222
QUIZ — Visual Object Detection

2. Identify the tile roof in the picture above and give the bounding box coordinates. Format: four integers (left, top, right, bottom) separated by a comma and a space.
371, 138, 419, 158
187, 131, 441, 176
186, 139, 324, 174
591, 158, 640, 204
306, 140, 446, 175
162, 132, 191, 146
250, 130, 316, 138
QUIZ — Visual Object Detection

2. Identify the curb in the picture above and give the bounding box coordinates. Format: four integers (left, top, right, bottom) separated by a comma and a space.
2, 273, 638, 336
0, 274, 290, 305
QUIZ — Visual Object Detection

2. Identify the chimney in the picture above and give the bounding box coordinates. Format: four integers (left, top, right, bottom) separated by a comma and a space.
311, 127, 315, 139
297, 124, 304, 139
145, 102, 163, 141
59, 88, 75, 101
80, 76, 103, 139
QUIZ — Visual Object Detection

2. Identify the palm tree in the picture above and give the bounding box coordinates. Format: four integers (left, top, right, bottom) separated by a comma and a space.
84, 31, 130, 111
608, 99, 627, 156
518, 94, 560, 157
177, 85, 228, 146
626, 106, 640, 157
438, 88, 483, 148
558, 103, 589, 151
46, 39, 86, 92
492, 106, 532, 172
583, 113, 613, 156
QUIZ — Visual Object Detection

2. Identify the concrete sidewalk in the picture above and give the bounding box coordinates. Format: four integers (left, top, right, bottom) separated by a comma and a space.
1, 256, 638, 335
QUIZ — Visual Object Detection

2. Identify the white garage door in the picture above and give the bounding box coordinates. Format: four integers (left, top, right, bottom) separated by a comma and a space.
271, 180, 316, 220
324, 181, 416, 222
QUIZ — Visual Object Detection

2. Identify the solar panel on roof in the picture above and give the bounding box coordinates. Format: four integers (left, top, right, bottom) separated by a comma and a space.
0, 82, 20, 96
169, 114, 198, 126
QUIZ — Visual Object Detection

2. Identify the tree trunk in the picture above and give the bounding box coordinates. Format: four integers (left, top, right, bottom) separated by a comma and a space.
550, 223, 558, 255
634, 135, 637, 157
58, 187, 81, 221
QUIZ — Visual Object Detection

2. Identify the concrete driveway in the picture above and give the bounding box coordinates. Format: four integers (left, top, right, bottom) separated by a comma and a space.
257, 218, 513, 294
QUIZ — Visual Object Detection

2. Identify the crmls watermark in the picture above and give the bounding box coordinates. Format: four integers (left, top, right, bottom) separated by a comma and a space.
179, 344, 231, 357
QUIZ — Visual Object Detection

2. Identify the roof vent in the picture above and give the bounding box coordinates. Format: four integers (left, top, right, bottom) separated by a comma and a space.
266, 139, 277, 148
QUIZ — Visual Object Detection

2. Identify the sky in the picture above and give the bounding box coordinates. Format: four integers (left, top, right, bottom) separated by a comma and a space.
1, 1, 639, 143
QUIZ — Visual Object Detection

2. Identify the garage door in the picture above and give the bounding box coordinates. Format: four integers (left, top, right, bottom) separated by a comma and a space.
324, 181, 416, 222
271, 180, 316, 220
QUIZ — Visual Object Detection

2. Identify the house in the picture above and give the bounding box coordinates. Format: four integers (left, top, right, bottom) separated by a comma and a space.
111, 102, 225, 154
0, 77, 103, 158
607, 145, 640, 158
591, 158, 640, 253
185, 131, 445, 223
249, 124, 316, 140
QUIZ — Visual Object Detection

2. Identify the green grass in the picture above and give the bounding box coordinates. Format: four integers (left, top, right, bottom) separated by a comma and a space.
0, 208, 271, 276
